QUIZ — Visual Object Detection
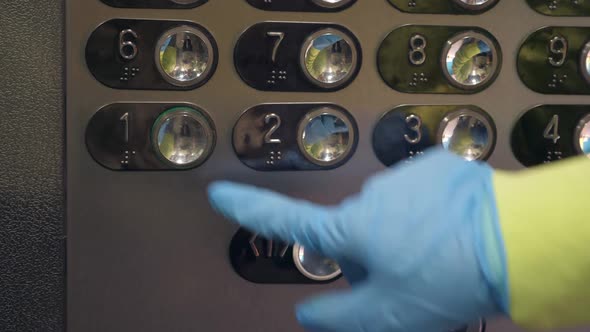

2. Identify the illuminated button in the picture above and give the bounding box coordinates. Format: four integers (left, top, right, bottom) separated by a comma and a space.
452, 0, 498, 10
574, 114, 590, 158
581, 41, 590, 85
155, 26, 214, 86
152, 107, 215, 168
297, 107, 355, 166
438, 109, 494, 161
292, 244, 341, 281
300, 28, 358, 89
311, 0, 354, 8
442, 31, 499, 90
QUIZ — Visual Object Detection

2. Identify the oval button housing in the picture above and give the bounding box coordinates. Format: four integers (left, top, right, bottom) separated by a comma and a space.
100, 0, 207, 8
86, 19, 217, 90
233, 104, 358, 171
526, 0, 590, 16
373, 105, 496, 166
86, 103, 215, 171
235, 22, 362, 92
518, 27, 590, 94
511, 105, 589, 166
378, 26, 501, 94
388, 0, 498, 14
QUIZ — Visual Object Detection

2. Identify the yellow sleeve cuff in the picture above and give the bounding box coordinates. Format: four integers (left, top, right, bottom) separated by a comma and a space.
493, 157, 590, 330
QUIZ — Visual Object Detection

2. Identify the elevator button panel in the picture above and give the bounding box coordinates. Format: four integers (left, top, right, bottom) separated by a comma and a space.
389, 0, 499, 14
230, 229, 342, 284
86, 103, 215, 171
373, 105, 496, 167
247, 0, 356, 12
233, 103, 358, 171
235, 22, 362, 92
100, 0, 208, 8
378, 26, 501, 94
518, 27, 590, 95
86, 19, 218, 90
526, 0, 590, 16
511, 105, 590, 167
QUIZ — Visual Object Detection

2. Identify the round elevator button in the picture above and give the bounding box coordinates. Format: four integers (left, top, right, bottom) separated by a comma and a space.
292, 244, 341, 281
300, 28, 358, 89
452, 0, 498, 10
311, 0, 354, 8
442, 31, 498, 90
438, 109, 494, 161
297, 107, 355, 166
575, 114, 590, 158
152, 107, 215, 168
155, 26, 214, 87
581, 41, 590, 85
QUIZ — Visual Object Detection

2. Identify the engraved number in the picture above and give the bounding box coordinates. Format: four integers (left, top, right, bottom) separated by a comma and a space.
409, 34, 427, 66
548, 36, 567, 67
544, 114, 561, 144
264, 113, 282, 144
267, 31, 285, 64
404, 114, 422, 144
119, 29, 138, 61
120, 112, 130, 143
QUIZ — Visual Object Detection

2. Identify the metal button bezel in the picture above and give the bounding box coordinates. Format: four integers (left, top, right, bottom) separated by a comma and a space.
310, 0, 354, 9
441, 31, 499, 90
452, 0, 499, 11
297, 107, 355, 167
292, 243, 342, 282
437, 108, 495, 161
299, 28, 359, 89
574, 113, 590, 157
154, 25, 215, 87
151, 106, 215, 169
580, 40, 590, 86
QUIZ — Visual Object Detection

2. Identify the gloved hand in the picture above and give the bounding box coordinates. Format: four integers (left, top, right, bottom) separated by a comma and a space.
208, 148, 507, 332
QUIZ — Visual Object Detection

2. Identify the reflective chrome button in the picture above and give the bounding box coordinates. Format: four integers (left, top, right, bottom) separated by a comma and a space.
452, 0, 498, 10
442, 31, 499, 90
297, 107, 355, 166
152, 106, 215, 168
311, 0, 354, 8
155, 26, 214, 86
292, 243, 341, 281
300, 28, 358, 89
574, 114, 590, 158
438, 109, 494, 161
581, 41, 590, 85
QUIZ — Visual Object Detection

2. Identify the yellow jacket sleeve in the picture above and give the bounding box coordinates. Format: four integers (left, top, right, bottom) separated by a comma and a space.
493, 157, 590, 330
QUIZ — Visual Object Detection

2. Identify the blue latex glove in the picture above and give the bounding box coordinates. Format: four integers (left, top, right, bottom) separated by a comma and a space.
208, 148, 505, 332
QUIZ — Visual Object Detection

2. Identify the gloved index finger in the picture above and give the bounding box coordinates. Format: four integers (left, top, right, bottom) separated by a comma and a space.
208, 181, 349, 259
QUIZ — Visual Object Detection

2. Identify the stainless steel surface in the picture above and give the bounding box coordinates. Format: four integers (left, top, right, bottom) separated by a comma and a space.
297, 107, 354, 166
292, 244, 342, 281
438, 109, 494, 161
67, 1, 590, 331
300, 28, 358, 88
152, 106, 215, 168
442, 31, 498, 90
156, 25, 214, 86
453, 0, 498, 10
574, 113, 590, 157
311, 0, 354, 9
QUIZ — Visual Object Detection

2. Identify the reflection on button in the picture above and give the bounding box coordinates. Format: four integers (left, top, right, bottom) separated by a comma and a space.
298, 107, 354, 166
155, 26, 214, 86
452, 0, 498, 10
152, 106, 215, 168
442, 32, 498, 90
292, 244, 341, 281
575, 114, 590, 158
300, 28, 358, 88
311, 0, 354, 8
581, 41, 590, 85
438, 109, 494, 161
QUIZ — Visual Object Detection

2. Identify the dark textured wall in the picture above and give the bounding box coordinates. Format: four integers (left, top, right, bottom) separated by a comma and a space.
0, 1, 66, 331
